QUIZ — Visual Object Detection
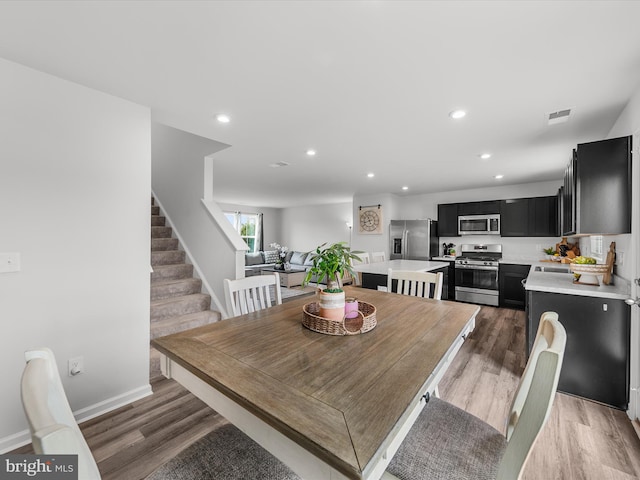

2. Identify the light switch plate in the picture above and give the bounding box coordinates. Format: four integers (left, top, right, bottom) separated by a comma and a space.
0, 252, 21, 273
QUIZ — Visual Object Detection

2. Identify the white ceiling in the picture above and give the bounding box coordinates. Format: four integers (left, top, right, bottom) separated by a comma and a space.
1, 1, 640, 208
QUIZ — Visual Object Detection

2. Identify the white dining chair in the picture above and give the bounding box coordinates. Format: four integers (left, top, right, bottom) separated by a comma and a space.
387, 269, 443, 300
21, 348, 102, 480
386, 311, 566, 480
224, 272, 282, 317
370, 251, 386, 263
349, 252, 370, 286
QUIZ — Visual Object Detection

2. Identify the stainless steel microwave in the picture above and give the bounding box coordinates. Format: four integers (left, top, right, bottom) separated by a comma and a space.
458, 214, 500, 235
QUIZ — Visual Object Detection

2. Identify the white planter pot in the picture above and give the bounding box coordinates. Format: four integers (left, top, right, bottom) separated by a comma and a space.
318, 290, 346, 321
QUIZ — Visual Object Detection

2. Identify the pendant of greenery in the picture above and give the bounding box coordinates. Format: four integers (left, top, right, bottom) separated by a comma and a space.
302, 242, 363, 292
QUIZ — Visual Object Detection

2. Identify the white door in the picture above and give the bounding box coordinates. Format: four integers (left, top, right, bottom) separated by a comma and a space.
629, 130, 640, 421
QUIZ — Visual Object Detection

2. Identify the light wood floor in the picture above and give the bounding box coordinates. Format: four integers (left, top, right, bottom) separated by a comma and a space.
13, 306, 640, 479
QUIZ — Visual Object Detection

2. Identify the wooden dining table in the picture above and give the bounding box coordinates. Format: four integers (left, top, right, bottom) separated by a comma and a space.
152, 286, 479, 480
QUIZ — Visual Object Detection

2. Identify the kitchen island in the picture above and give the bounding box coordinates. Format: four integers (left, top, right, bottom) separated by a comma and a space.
524, 265, 631, 410
352, 259, 449, 291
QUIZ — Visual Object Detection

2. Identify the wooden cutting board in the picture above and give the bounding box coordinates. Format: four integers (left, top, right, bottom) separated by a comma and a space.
603, 242, 615, 285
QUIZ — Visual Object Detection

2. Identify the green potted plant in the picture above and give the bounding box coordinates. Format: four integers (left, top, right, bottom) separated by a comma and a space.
302, 242, 363, 320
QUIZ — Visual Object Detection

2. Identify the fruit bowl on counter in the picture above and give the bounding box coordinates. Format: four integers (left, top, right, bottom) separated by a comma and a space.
569, 263, 610, 275
569, 256, 612, 285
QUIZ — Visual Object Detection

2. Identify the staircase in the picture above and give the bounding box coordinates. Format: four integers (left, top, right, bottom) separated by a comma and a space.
150, 197, 220, 377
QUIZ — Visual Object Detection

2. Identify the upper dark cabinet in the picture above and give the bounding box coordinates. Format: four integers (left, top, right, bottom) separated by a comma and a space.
575, 136, 632, 234
437, 203, 459, 237
562, 150, 577, 235
458, 201, 500, 215
530, 196, 559, 237
500, 198, 529, 236
500, 196, 558, 237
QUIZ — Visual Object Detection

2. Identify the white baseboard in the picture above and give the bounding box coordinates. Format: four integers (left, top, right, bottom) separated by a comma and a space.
628, 387, 640, 422
0, 383, 152, 454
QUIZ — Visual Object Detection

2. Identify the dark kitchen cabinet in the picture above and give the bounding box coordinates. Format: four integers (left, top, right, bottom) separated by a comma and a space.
499, 263, 529, 310
438, 260, 455, 301
530, 196, 559, 237
437, 203, 459, 237
562, 151, 577, 235
501, 196, 558, 237
458, 200, 499, 215
576, 136, 632, 234
500, 198, 529, 236
527, 290, 630, 409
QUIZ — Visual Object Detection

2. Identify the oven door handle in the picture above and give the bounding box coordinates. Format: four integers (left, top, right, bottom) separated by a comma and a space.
455, 265, 498, 271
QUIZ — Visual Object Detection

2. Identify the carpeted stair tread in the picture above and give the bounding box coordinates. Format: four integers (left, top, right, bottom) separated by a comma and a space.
151, 215, 166, 226
152, 226, 173, 238
151, 293, 211, 321
151, 310, 220, 339
151, 250, 186, 266
149, 195, 222, 378
151, 277, 203, 301
152, 238, 179, 251
151, 263, 194, 282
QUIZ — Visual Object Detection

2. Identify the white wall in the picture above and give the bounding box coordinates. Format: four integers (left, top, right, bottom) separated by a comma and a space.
217, 202, 283, 250
280, 202, 353, 252
0, 58, 152, 451
606, 80, 640, 421
351, 193, 401, 256
151, 123, 234, 310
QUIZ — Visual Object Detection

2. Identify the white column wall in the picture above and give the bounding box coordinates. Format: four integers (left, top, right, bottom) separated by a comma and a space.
0, 58, 151, 450
151, 122, 233, 310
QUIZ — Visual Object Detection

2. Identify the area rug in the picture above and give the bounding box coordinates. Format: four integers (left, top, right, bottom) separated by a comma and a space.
147, 423, 301, 479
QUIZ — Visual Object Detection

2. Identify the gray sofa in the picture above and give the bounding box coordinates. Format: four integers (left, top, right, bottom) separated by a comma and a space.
244, 250, 351, 285
244, 250, 314, 277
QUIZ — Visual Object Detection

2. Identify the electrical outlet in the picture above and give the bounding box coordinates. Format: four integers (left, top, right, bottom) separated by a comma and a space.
617, 252, 624, 266
68, 356, 84, 376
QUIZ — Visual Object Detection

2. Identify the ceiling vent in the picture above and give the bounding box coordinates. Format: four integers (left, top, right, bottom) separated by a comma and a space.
547, 108, 572, 125
269, 161, 290, 168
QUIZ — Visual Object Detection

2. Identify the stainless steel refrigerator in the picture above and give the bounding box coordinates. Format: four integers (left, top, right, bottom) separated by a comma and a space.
389, 219, 438, 260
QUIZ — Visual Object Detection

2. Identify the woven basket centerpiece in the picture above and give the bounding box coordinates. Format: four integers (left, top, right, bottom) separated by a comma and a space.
302, 301, 376, 336
569, 263, 610, 275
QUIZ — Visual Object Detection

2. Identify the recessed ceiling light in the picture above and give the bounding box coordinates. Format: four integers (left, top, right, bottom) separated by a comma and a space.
494, 174, 504, 180
216, 114, 230, 123
480, 153, 492, 160
449, 109, 467, 119
306, 149, 316, 157
367, 173, 375, 178
402, 186, 409, 191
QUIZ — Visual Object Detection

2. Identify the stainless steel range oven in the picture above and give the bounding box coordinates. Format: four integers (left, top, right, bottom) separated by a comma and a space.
455, 244, 502, 306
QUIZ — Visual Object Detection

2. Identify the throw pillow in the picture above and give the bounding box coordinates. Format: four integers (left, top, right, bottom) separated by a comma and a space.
245, 252, 264, 266
263, 250, 279, 264
289, 251, 307, 265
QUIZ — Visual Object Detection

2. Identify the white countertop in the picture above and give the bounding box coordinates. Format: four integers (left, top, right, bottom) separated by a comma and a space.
524, 264, 630, 300
353, 260, 449, 275
500, 256, 546, 265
